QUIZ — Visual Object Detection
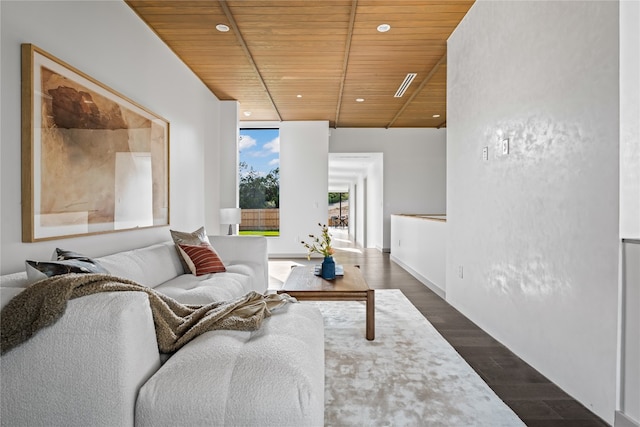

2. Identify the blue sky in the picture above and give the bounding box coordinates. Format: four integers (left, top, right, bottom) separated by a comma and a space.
239, 128, 280, 177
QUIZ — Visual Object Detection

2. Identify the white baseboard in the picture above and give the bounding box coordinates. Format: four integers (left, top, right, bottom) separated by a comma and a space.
390, 255, 446, 299
616, 411, 639, 427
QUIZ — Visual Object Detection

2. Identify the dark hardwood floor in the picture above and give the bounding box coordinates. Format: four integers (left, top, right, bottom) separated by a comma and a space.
270, 229, 610, 427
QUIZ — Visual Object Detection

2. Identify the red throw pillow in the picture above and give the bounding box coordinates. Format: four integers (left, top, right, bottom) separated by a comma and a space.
177, 243, 226, 276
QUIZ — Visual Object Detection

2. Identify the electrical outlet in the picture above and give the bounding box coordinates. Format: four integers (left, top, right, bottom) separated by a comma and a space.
482, 147, 488, 161
458, 266, 464, 278
502, 138, 509, 155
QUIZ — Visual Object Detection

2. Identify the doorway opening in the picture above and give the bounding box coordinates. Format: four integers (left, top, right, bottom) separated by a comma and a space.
328, 192, 349, 228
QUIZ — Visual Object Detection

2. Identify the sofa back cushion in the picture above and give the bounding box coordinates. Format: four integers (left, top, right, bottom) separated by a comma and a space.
97, 242, 183, 288
0, 272, 30, 288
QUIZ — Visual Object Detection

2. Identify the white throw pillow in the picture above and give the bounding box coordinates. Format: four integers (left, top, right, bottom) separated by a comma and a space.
170, 226, 211, 274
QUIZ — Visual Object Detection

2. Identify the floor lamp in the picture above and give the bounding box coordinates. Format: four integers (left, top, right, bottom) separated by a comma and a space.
220, 208, 242, 235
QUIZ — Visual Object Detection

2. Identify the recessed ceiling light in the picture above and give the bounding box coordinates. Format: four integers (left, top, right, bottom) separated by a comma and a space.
433, 114, 441, 118
297, 94, 302, 98
377, 23, 391, 33
356, 98, 365, 102
216, 24, 230, 32
243, 111, 252, 117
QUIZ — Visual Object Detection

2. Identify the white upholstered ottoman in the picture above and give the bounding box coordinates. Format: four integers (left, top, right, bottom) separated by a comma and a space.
135, 302, 325, 427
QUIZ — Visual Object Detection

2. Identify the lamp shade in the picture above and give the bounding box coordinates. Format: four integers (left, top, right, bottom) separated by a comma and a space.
219, 208, 242, 225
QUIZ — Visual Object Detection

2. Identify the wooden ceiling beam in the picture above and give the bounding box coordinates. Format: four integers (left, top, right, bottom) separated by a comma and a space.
334, 0, 358, 128
386, 53, 446, 129
218, 0, 282, 121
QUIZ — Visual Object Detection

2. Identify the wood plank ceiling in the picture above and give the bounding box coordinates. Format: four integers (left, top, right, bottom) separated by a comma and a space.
126, 0, 475, 128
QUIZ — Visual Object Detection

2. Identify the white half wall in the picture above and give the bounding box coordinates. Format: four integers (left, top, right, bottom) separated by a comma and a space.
391, 215, 446, 297
329, 128, 446, 251
0, 1, 220, 274
447, 1, 619, 423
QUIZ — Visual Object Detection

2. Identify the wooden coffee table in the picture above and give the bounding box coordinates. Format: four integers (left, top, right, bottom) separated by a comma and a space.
277, 265, 375, 340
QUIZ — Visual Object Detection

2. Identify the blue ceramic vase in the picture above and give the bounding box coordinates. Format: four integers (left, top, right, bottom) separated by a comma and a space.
321, 256, 336, 280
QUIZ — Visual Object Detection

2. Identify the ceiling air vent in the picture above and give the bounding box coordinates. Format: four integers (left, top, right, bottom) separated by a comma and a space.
394, 73, 417, 97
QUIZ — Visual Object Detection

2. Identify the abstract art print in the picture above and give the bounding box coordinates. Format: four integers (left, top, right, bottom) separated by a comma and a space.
21, 44, 169, 242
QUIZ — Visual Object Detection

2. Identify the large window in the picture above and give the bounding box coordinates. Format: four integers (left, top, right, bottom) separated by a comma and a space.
238, 128, 280, 236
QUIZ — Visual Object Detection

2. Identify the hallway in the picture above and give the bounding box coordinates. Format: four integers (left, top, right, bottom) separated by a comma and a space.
269, 228, 609, 427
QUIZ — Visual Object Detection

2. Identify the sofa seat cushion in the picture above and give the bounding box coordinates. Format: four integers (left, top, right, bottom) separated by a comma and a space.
154, 262, 262, 304
135, 303, 325, 427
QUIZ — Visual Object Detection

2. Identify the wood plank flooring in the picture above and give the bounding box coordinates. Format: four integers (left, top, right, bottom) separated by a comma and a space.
269, 229, 610, 427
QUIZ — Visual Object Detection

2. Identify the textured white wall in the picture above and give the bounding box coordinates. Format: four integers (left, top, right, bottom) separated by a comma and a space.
447, 1, 619, 423
0, 1, 220, 274
329, 128, 446, 251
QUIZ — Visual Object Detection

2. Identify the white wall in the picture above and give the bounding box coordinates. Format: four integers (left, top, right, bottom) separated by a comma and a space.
447, 1, 620, 423
245, 121, 329, 257
212, 101, 240, 235
352, 179, 367, 246
366, 158, 384, 250
620, 0, 640, 240
618, 3, 640, 425
343, 155, 383, 249
0, 1, 220, 274
330, 128, 446, 251
619, 240, 639, 427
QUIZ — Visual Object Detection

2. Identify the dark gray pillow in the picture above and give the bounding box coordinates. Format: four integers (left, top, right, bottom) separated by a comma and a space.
54, 248, 100, 263
25, 249, 109, 283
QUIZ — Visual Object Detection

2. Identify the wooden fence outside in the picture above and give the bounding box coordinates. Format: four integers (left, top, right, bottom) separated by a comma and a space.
240, 209, 280, 231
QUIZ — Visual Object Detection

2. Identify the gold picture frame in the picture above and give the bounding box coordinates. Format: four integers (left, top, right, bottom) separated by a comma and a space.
21, 44, 170, 242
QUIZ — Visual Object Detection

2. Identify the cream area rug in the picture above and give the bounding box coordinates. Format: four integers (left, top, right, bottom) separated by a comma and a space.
306, 289, 525, 427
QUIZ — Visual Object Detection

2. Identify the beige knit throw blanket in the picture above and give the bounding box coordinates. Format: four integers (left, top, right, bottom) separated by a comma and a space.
1, 273, 295, 355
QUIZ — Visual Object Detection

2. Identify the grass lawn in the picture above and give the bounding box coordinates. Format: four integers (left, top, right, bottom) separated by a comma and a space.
239, 230, 280, 237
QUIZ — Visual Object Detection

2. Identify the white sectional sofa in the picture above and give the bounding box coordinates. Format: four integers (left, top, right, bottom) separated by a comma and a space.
0, 235, 325, 427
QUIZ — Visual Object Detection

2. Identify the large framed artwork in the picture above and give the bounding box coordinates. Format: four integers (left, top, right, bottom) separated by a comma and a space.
21, 44, 170, 242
